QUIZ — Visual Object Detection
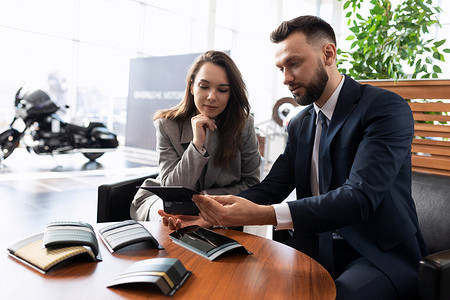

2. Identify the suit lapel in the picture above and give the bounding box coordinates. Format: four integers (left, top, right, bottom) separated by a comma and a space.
203, 129, 220, 188
180, 118, 193, 150
321, 76, 361, 192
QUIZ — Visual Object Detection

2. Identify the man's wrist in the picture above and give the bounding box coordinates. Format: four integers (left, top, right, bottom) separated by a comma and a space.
253, 205, 277, 226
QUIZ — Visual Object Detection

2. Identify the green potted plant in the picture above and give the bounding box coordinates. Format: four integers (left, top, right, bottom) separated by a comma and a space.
337, 0, 450, 80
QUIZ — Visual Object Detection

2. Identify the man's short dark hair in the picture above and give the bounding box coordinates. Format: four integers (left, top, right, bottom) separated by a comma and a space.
270, 15, 337, 47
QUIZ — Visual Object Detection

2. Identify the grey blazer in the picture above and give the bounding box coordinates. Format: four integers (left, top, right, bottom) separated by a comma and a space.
130, 115, 261, 220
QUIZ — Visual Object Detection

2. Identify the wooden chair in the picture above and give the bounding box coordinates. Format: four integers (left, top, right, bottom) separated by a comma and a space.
361, 79, 450, 176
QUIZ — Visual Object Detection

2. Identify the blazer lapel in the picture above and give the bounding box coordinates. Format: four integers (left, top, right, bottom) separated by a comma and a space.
179, 118, 193, 152
321, 76, 360, 192
203, 129, 220, 188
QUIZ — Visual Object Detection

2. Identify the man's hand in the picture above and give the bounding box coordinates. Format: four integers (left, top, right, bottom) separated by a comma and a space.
192, 194, 277, 227
158, 210, 212, 231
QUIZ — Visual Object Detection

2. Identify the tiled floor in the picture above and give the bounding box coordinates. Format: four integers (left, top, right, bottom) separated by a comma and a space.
0, 146, 159, 243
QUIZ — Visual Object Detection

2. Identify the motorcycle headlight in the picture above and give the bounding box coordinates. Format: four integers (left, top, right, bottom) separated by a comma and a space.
16, 108, 28, 118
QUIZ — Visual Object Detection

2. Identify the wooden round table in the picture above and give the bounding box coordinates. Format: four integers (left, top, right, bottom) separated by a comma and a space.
2, 222, 336, 299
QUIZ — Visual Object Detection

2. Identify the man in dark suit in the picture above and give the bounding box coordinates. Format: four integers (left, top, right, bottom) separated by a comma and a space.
162, 15, 427, 299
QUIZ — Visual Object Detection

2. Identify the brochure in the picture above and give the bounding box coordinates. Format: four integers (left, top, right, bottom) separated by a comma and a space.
108, 258, 191, 296
7, 232, 100, 274
169, 226, 252, 261
98, 220, 164, 253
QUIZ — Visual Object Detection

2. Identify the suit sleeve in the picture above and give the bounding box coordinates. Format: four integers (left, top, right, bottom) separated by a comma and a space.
289, 91, 415, 238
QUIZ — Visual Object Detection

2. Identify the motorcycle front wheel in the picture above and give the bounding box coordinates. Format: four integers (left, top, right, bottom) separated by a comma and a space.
0, 128, 21, 159
83, 152, 105, 161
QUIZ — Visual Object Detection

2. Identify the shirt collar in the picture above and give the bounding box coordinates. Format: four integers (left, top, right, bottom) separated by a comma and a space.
314, 75, 345, 123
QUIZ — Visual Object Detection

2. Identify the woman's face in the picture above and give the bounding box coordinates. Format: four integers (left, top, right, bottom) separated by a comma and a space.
191, 62, 230, 119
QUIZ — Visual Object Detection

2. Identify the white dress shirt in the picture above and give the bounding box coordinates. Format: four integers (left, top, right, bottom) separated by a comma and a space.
272, 76, 345, 230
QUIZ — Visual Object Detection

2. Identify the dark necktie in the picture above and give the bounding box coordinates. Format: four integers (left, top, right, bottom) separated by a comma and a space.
317, 111, 334, 277
318, 111, 328, 194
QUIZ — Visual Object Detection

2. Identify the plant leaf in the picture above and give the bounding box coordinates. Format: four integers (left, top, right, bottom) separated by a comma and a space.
434, 39, 446, 47
433, 65, 442, 73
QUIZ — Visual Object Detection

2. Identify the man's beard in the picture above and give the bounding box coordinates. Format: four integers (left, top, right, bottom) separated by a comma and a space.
292, 61, 328, 106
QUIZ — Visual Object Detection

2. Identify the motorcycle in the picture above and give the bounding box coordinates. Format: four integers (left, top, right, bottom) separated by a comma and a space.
0, 88, 119, 162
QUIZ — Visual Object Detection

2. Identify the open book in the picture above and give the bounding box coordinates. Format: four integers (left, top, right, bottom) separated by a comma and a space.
169, 226, 252, 261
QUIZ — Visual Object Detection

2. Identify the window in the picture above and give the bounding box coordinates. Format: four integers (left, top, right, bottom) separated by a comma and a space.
0, 0, 448, 147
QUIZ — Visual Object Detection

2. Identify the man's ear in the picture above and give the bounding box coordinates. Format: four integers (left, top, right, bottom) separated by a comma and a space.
323, 43, 337, 66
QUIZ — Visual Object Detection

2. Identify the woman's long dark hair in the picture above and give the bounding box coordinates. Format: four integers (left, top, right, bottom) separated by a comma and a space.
154, 51, 250, 167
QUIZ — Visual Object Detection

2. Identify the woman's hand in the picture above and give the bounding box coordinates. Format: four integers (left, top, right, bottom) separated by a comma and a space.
158, 210, 212, 231
191, 114, 217, 151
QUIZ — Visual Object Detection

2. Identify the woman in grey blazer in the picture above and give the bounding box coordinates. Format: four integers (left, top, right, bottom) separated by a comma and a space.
130, 51, 261, 221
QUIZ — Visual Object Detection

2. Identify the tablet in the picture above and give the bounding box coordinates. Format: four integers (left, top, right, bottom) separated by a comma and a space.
138, 186, 200, 215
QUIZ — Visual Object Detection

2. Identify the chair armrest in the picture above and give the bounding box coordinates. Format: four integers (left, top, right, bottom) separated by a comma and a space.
97, 173, 158, 223
418, 250, 450, 300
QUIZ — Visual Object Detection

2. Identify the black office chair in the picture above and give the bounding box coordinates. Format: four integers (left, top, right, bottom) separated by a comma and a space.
97, 172, 158, 222
272, 172, 450, 299
412, 172, 450, 300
